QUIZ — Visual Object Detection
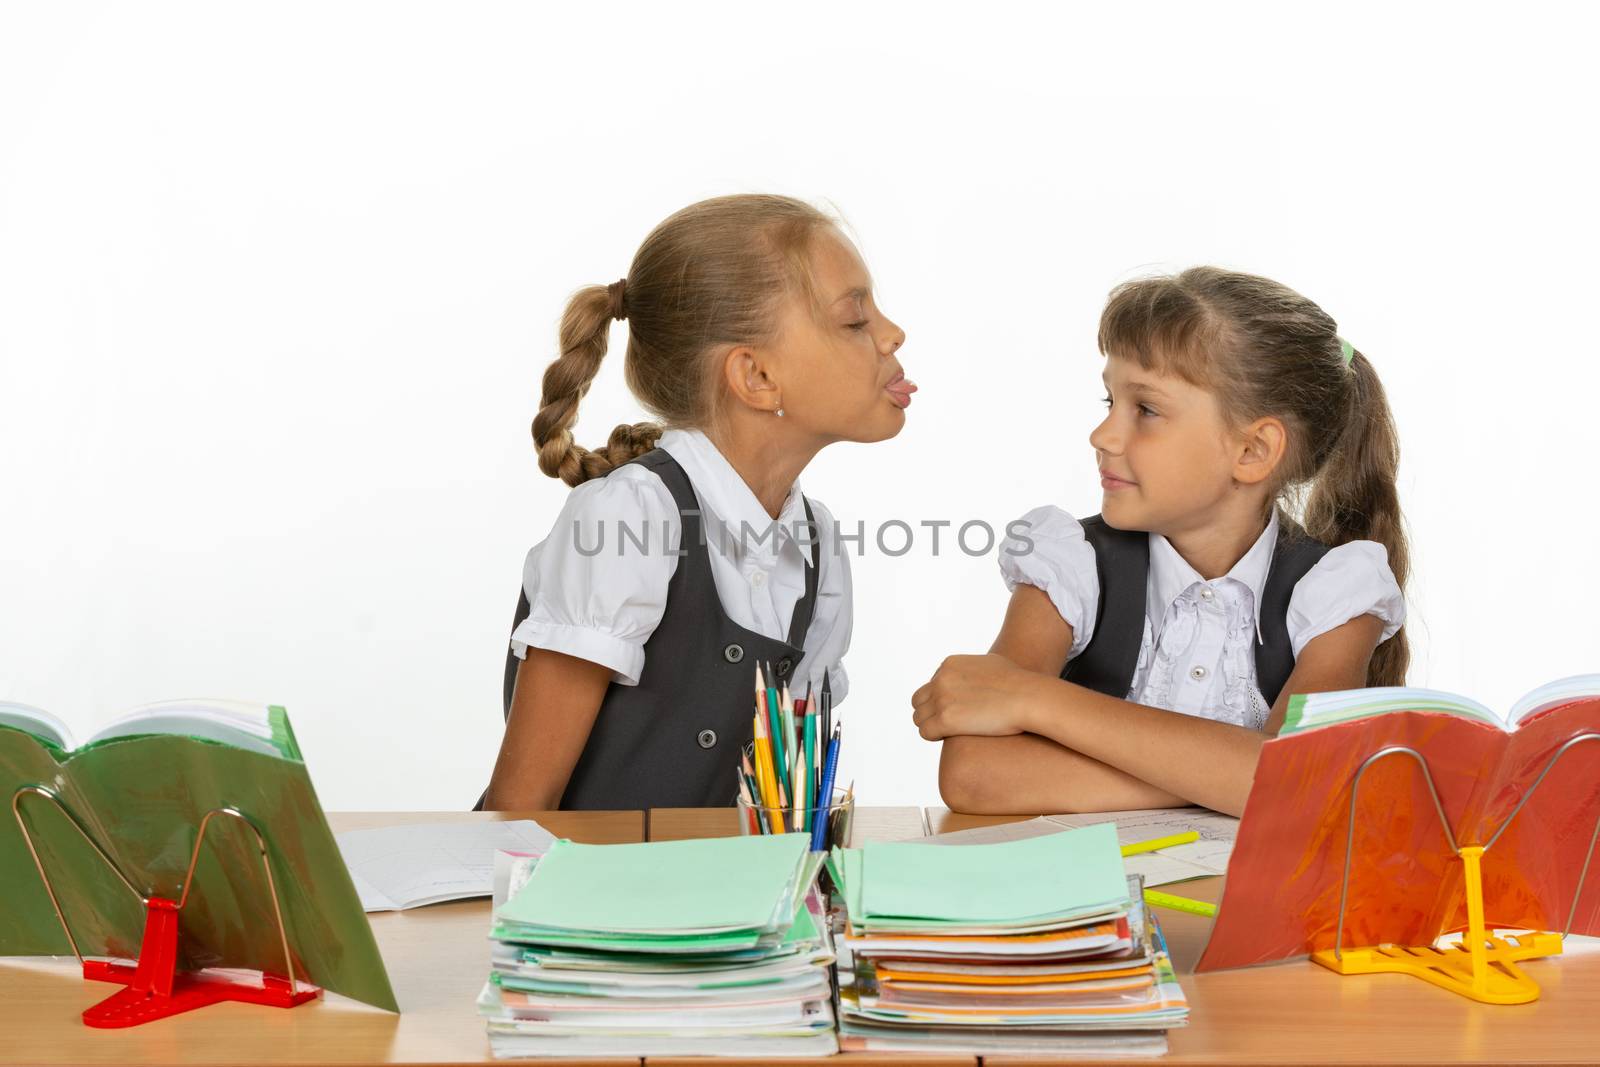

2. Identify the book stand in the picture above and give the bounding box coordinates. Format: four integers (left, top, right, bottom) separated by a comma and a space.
11, 784, 321, 1028
1310, 734, 1600, 1004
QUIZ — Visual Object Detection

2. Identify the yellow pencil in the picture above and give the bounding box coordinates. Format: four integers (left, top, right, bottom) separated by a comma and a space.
1143, 889, 1217, 917
790, 734, 805, 833
752, 714, 782, 825
1121, 830, 1200, 857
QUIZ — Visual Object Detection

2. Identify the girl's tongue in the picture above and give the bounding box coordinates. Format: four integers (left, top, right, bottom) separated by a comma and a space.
885, 376, 918, 409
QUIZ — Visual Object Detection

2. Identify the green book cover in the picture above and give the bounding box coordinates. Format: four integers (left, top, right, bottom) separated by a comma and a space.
0, 706, 398, 1012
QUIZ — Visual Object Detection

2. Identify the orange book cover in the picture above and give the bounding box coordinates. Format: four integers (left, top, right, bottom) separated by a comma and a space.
1198, 694, 1600, 971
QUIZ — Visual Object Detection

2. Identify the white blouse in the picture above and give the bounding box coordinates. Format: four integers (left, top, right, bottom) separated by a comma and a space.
511, 428, 852, 705
998, 506, 1405, 730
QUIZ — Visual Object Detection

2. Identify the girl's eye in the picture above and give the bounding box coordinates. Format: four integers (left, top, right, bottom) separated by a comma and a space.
1103, 395, 1157, 417
846, 321, 869, 331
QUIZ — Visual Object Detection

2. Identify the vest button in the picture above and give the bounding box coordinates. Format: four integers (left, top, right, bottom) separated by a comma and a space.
777, 657, 793, 677
697, 729, 717, 749
723, 643, 744, 664
1190, 665, 1208, 681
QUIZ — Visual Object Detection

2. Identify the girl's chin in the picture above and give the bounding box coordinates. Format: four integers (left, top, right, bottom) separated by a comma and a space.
862, 410, 907, 443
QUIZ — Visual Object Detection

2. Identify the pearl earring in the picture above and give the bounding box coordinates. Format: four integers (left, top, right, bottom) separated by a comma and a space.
775, 407, 785, 418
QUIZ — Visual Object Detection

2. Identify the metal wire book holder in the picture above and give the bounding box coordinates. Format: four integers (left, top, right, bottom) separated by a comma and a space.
1310, 734, 1600, 1004
11, 784, 321, 1028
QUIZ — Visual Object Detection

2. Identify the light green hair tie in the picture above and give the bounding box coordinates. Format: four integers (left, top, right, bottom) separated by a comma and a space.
1338, 338, 1356, 367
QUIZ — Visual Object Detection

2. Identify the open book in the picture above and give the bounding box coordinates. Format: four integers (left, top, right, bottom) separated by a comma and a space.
0, 698, 301, 759
0, 698, 395, 1011
1201, 674, 1600, 971
1282, 676, 1600, 735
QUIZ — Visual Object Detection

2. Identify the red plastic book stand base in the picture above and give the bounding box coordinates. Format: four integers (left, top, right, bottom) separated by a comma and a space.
78, 896, 320, 1028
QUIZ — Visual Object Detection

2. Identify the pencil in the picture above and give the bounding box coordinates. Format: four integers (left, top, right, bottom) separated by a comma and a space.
1143, 889, 1217, 917
736, 772, 760, 834
810, 725, 841, 852
765, 662, 787, 791
803, 681, 818, 823
820, 668, 833, 745
802, 700, 816, 834
740, 751, 768, 834
790, 722, 806, 832
779, 680, 798, 825
752, 712, 782, 824
1121, 831, 1200, 857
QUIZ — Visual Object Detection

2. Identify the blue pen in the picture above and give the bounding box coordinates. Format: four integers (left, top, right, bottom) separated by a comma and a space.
810, 727, 841, 851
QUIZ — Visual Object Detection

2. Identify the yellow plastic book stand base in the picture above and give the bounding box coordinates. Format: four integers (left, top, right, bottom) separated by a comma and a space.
1310, 846, 1563, 1005
1311, 932, 1562, 1005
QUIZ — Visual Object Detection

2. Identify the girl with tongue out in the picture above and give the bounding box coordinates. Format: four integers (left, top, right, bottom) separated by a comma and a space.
913, 267, 1408, 818
480, 194, 914, 811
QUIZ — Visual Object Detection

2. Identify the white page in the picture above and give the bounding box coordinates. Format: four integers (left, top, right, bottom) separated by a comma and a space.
1047, 809, 1237, 884
337, 818, 556, 911
915, 808, 1238, 887
1509, 674, 1600, 726
87, 699, 281, 755
0, 701, 74, 749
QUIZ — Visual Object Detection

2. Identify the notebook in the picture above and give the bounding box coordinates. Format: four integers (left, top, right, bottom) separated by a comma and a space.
0, 699, 396, 1011
1200, 676, 1600, 970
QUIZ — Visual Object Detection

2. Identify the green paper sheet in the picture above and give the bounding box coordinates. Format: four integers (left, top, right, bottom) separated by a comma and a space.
858, 823, 1129, 924
498, 832, 811, 935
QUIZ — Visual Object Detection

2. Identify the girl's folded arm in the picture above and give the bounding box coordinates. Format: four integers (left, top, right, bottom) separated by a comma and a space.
1018, 612, 1387, 816
939, 733, 1184, 815
939, 584, 1181, 813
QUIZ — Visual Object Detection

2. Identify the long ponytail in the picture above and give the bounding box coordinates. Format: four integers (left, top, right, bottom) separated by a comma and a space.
1300, 349, 1410, 685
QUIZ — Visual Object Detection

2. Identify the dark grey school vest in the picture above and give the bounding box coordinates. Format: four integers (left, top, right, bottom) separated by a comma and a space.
1060, 513, 1329, 708
482, 448, 820, 811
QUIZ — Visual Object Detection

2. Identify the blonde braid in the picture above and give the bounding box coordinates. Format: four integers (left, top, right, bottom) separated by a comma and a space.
531, 283, 663, 487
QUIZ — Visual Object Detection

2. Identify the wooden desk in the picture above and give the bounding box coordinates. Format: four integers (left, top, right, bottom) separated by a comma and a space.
11, 807, 1600, 1066
0, 810, 643, 1067
929, 809, 1600, 1066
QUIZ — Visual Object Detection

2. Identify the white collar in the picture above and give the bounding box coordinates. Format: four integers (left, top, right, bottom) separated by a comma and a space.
1145, 510, 1278, 646
656, 428, 807, 563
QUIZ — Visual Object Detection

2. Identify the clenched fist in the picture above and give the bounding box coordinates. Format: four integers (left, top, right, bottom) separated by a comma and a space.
910, 654, 1047, 741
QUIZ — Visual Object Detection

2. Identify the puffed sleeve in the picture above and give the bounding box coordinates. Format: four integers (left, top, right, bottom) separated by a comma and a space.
997, 505, 1100, 659
510, 468, 681, 686
794, 497, 852, 707
1285, 540, 1406, 658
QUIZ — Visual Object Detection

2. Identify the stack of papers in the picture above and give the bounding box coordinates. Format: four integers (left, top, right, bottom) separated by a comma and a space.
478, 832, 837, 1058
336, 819, 557, 911
828, 824, 1188, 1056
917, 807, 1238, 887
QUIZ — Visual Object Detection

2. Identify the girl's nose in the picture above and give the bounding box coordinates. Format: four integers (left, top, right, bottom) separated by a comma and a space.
880, 318, 906, 356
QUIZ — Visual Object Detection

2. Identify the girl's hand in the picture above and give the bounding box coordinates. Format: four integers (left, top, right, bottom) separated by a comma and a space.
911, 654, 1046, 740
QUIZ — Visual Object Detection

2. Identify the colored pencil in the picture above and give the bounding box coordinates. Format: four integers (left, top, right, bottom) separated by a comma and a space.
801, 703, 816, 834
1143, 889, 1217, 917
1121, 831, 1200, 857
810, 725, 841, 851
740, 750, 768, 834
820, 669, 833, 751
752, 712, 782, 823
765, 662, 787, 791
790, 722, 805, 832
736, 772, 760, 834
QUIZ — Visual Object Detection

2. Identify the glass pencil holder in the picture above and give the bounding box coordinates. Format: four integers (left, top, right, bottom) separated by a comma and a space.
737, 786, 854, 852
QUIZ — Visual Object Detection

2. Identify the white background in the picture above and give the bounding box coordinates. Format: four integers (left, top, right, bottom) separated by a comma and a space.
3, 3, 1597, 809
